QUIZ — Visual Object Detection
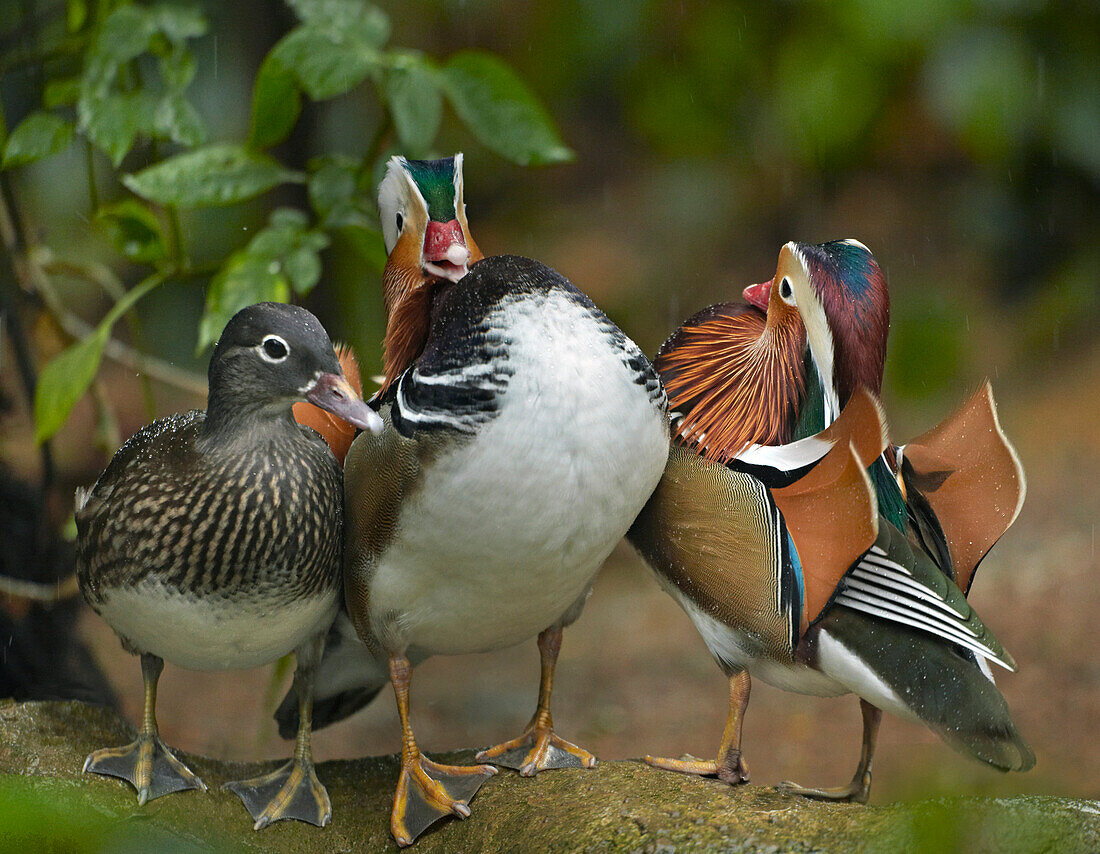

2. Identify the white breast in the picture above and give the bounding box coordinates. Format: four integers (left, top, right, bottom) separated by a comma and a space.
371, 291, 669, 656
95, 580, 338, 671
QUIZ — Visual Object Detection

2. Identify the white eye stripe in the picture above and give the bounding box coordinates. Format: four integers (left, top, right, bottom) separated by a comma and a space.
258, 334, 290, 363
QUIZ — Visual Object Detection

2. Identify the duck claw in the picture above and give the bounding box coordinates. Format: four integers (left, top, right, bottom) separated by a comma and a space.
83, 735, 205, 804
225, 757, 331, 830
391, 755, 496, 847
478, 728, 597, 776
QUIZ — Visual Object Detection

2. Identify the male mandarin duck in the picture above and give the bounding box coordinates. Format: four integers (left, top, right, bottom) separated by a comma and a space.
628, 238, 1032, 802
286, 154, 669, 846
76, 303, 381, 828
291, 153, 480, 463
275, 155, 484, 737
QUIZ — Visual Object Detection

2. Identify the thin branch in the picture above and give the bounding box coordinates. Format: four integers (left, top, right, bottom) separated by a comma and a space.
0, 573, 80, 602
38, 253, 163, 417
23, 250, 207, 397
0, 163, 57, 491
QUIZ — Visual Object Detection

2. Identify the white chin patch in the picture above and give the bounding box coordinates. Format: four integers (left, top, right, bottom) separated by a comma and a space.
424, 261, 469, 283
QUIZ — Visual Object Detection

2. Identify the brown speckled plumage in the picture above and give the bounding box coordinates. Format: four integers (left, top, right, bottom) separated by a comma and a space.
77, 410, 342, 610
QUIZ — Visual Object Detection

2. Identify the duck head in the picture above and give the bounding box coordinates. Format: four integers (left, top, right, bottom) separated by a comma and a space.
745, 239, 889, 428
377, 154, 482, 393
204, 302, 381, 442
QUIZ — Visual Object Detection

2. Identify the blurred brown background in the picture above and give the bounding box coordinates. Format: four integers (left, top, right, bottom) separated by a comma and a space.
3, 0, 1098, 804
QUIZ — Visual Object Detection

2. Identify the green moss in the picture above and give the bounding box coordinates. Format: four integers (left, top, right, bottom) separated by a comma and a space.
1, 701, 1097, 853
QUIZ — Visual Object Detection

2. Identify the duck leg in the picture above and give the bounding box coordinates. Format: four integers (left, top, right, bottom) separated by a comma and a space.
778, 698, 881, 803
389, 654, 496, 847
476, 625, 598, 775
645, 668, 751, 784
224, 635, 332, 829
83, 652, 205, 803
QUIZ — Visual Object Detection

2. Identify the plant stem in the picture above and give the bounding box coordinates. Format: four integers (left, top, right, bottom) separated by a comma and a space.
85, 140, 99, 212
359, 113, 393, 189
0, 164, 57, 491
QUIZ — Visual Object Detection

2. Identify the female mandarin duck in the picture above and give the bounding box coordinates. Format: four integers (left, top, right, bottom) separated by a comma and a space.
628, 239, 1032, 802
298, 154, 669, 846
76, 303, 381, 828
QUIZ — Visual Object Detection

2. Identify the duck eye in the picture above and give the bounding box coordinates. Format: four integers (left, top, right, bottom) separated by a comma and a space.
395, 212, 404, 232
260, 335, 289, 362
779, 277, 793, 302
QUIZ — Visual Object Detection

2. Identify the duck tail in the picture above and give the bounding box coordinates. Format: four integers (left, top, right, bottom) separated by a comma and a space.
812, 608, 1035, 772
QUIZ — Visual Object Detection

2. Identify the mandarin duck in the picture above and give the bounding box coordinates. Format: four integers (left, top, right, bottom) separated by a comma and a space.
628, 239, 1032, 802
326, 154, 669, 846
734, 239, 1026, 585
274, 155, 484, 740
76, 302, 381, 828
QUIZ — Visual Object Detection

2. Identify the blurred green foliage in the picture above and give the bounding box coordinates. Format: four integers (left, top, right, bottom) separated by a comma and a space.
1, 0, 571, 446
0, 775, 232, 853
489, 0, 1097, 398
2, 0, 1098, 460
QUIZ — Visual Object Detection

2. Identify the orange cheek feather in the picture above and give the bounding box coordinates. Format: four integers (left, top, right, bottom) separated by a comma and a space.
292, 344, 363, 465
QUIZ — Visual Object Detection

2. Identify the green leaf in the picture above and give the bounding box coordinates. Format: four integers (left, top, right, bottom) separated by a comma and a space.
79, 91, 158, 166
44, 78, 81, 108
307, 155, 372, 227
148, 4, 208, 45
384, 61, 442, 154
77, 4, 207, 164
196, 208, 330, 350
284, 246, 323, 293
157, 45, 198, 92
286, 0, 390, 46
123, 144, 302, 208
90, 6, 157, 69
249, 53, 302, 149
154, 94, 206, 147
34, 273, 166, 443
2, 113, 74, 169
66, 0, 88, 33
271, 25, 381, 101
95, 200, 168, 264
34, 333, 108, 445
440, 51, 573, 166
198, 253, 292, 352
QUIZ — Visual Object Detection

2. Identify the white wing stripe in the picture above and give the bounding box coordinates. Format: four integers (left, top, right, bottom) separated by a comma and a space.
413, 364, 502, 386
850, 564, 968, 620
835, 591, 1012, 669
837, 589, 979, 650
862, 551, 914, 577
735, 435, 833, 471
842, 576, 978, 637
396, 373, 477, 433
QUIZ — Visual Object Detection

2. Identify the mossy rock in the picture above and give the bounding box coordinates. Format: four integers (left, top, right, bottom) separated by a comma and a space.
0, 700, 1096, 852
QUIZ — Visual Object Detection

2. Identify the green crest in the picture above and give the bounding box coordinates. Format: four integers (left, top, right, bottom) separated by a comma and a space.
403, 157, 457, 222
